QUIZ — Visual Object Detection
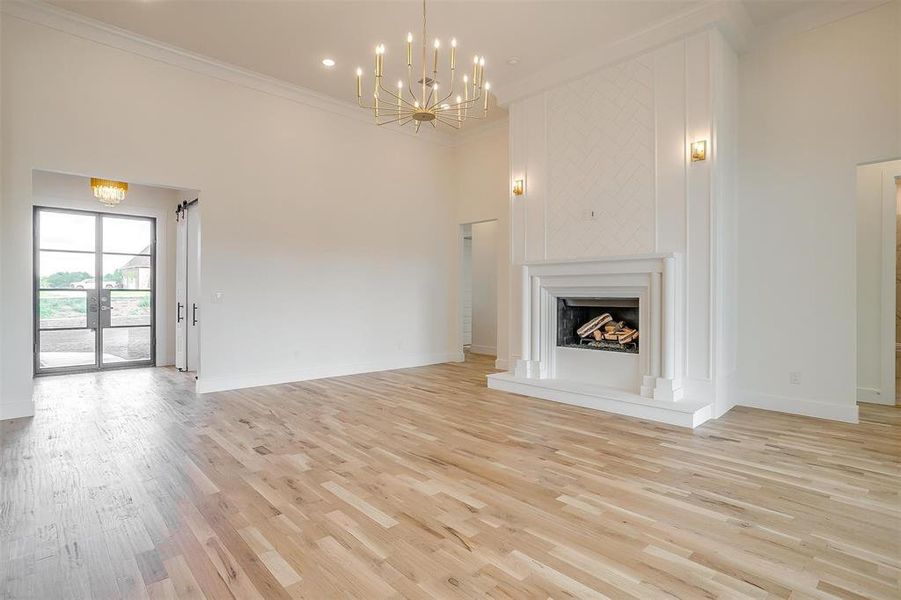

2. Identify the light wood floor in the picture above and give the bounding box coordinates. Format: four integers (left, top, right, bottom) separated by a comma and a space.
1, 355, 899, 599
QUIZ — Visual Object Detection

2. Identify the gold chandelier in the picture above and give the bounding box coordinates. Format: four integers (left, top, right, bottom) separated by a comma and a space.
90, 178, 128, 207
355, 0, 490, 131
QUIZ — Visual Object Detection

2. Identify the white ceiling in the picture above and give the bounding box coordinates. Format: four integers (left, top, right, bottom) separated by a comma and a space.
48, 0, 859, 123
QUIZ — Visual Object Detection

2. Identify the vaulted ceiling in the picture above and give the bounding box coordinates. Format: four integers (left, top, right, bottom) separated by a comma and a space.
49, 0, 860, 118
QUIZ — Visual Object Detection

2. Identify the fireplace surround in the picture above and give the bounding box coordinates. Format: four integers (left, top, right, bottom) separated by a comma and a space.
487, 253, 713, 428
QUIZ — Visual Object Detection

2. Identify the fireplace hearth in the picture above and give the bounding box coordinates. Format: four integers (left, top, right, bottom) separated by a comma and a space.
556, 298, 639, 354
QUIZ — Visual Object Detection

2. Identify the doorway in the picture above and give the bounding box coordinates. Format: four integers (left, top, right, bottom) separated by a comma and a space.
459, 220, 498, 357
33, 207, 156, 374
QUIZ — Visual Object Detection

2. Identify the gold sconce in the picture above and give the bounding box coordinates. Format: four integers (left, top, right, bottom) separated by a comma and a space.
512, 178, 524, 196
690, 140, 707, 162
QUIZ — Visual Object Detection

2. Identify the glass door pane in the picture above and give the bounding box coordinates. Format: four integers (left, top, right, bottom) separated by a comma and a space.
35, 208, 98, 372
99, 215, 154, 367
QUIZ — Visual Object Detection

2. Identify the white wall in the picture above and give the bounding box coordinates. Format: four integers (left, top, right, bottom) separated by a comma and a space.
31, 171, 182, 366
0, 14, 461, 418
454, 122, 510, 368
857, 160, 901, 405
470, 220, 498, 356
507, 30, 738, 415
738, 2, 901, 421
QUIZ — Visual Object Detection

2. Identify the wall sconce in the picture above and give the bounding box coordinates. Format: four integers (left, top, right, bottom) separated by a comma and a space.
690, 140, 707, 162
512, 178, 525, 196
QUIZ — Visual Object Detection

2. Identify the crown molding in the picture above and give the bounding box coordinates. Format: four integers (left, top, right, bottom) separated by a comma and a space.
493, 1, 751, 105
493, 0, 890, 106
1, 0, 458, 147
453, 115, 508, 146
744, 0, 892, 51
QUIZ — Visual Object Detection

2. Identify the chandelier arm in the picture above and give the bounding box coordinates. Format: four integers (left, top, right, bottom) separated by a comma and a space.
423, 85, 436, 110
434, 115, 463, 128
376, 113, 416, 126
406, 65, 418, 106
377, 81, 420, 111
438, 95, 481, 110
435, 86, 458, 107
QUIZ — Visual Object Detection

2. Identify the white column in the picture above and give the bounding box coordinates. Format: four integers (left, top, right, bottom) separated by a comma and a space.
662, 257, 676, 380
642, 272, 662, 398
520, 266, 530, 361
530, 276, 541, 369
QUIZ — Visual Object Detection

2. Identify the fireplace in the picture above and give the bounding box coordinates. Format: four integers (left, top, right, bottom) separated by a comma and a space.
488, 252, 713, 427
556, 297, 639, 354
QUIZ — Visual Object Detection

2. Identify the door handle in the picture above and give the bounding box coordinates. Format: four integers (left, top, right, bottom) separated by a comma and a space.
177, 302, 183, 323
192, 303, 198, 326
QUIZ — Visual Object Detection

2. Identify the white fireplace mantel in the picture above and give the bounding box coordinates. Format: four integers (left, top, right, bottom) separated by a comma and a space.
488, 253, 714, 428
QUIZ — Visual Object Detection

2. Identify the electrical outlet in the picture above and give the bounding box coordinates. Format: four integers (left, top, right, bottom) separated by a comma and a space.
582, 208, 597, 221
789, 371, 801, 385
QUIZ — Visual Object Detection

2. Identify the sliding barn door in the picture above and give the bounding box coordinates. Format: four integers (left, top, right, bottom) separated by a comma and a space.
175, 207, 187, 371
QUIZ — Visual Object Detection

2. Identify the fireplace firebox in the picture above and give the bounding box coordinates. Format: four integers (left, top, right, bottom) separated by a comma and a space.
556, 297, 639, 354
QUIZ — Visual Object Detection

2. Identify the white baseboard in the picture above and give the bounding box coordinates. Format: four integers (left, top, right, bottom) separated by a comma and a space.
196, 351, 464, 394
737, 389, 859, 423
495, 358, 509, 370
0, 401, 35, 421
469, 345, 496, 356
857, 386, 894, 405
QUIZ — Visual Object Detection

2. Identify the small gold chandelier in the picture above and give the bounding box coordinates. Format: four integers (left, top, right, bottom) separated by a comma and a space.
355, 0, 490, 131
90, 178, 128, 207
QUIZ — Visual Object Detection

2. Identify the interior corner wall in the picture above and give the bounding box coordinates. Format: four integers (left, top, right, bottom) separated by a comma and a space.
0, 5, 5, 418
0, 14, 459, 417
507, 30, 721, 406
711, 29, 739, 418
857, 159, 901, 405
470, 220, 498, 356
737, 1, 901, 422
454, 122, 510, 369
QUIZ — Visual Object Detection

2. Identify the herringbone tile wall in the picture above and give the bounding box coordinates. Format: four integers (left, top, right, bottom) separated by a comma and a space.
546, 55, 655, 259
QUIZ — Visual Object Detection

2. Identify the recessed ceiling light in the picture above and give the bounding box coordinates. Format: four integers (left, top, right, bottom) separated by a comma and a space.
507, 57, 520, 65
321, 58, 336, 68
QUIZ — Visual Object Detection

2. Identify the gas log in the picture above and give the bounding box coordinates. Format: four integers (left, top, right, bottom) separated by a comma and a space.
579, 313, 639, 347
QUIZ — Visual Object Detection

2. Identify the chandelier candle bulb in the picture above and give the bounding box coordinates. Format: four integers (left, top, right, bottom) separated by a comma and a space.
433, 39, 440, 73
473, 56, 479, 87
356, 68, 363, 98
450, 38, 457, 70
406, 32, 413, 66
484, 82, 490, 111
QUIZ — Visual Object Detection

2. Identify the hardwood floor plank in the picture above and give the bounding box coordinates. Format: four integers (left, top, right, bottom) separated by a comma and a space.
1, 354, 898, 598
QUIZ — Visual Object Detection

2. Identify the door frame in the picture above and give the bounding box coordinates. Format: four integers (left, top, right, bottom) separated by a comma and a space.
33, 205, 157, 375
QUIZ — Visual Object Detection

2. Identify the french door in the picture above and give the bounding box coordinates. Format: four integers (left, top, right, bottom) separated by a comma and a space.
34, 207, 156, 374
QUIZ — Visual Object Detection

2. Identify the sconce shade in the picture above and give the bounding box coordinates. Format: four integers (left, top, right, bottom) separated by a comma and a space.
690, 140, 707, 162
